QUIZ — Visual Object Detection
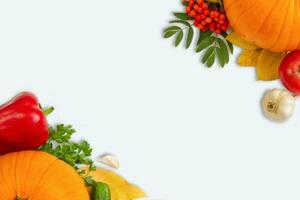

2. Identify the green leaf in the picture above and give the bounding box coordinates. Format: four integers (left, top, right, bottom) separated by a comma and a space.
84, 176, 96, 186
197, 30, 213, 45
39, 106, 111, 200
173, 12, 193, 20
175, 30, 184, 47
216, 47, 225, 67
228, 41, 234, 53
163, 26, 181, 38
202, 47, 214, 63
216, 38, 229, 63
164, 31, 177, 38
168, 20, 194, 49
196, 36, 214, 52
92, 182, 111, 200
186, 27, 194, 49
39, 123, 94, 169
164, 26, 181, 33
170, 20, 192, 27
207, 53, 215, 67
221, 32, 234, 53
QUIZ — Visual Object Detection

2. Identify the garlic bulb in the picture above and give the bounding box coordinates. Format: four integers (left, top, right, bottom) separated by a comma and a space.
262, 88, 295, 122
98, 154, 120, 169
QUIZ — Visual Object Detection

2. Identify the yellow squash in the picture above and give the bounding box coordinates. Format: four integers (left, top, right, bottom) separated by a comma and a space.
84, 168, 146, 200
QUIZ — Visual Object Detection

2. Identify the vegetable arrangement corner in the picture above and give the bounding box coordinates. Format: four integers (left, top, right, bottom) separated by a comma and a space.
0, 92, 146, 200
163, 0, 300, 123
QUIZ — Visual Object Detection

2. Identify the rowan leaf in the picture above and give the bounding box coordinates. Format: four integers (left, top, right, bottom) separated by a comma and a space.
202, 47, 215, 63
216, 38, 229, 63
196, 36, 214, 52
186, 27, 194, 49
175, 30, 184, 47
216, 48, 226, 67
173, 12, 193, 20
169, 20, 194, 49
170, 20, 192, 27
206, 53, 215, 67
197, 30, 213, 45
163, 26, 181, 38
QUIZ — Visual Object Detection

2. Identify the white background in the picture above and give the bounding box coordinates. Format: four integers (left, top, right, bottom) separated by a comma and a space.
1, 1, 300, 200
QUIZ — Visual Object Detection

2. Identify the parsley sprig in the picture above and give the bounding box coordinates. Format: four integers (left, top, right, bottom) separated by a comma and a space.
40, 107, 110, 200
39, 123, 94, 170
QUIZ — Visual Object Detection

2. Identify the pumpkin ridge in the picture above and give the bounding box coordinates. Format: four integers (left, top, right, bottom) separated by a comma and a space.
15, 151, 21, 197
269, 0, 293, 50
12, 151, 18, 198
263, 1, 289, 51
224, 0, 237, 13
229, 0, 260, 42
296, 0, 300, 49
34, 160, 83, 197
280, 0, 295, 51
286, 0, 297, 50
22, 151, 41, 198
0, 155, 14, 199
292, 0, 300, 49
33, 159, 89, 199
29, 154, 59, 196
229, 1, 258, 28
16, 151, 35, 198
58, 185, 89, 200
254, 0, 281, 39
236, 0, 278, 39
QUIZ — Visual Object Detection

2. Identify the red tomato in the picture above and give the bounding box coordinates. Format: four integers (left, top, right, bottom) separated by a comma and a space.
279, 50, 300, 94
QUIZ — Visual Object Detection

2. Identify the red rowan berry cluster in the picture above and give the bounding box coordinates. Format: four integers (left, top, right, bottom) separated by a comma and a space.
185, 0, 230, 34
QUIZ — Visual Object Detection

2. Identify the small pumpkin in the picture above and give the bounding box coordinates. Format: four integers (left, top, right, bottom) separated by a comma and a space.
224, 0, 300, 52
83, 168, 146, 200
0, 151, 89, 200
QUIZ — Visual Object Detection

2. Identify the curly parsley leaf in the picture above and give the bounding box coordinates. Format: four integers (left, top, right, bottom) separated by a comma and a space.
40, 107, 110, 200
39, 124, 94, 170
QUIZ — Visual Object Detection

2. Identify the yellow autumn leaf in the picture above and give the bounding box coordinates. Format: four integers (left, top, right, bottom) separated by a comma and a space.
226, 32, 260, 50
82, 167, 146, 200
256, 50, 286, 81
238, 49, 262, 67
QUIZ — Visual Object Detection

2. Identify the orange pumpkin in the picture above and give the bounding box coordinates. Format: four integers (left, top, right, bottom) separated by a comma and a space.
0, 151, 89, 200
224, 0, 300, 52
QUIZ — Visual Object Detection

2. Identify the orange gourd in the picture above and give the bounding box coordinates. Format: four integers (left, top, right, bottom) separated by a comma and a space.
0, 151, 89, 200
224, 0, 300, 52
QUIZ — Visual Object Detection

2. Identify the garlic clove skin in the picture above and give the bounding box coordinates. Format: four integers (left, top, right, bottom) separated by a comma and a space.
262, 88, 295, 122
97, 154, 120, 169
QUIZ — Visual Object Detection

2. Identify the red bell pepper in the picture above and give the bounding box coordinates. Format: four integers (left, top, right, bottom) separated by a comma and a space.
0, 92, 49, 154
